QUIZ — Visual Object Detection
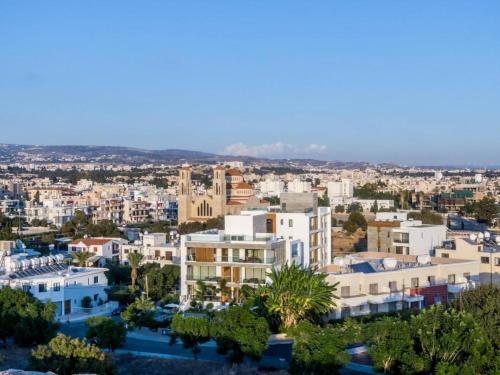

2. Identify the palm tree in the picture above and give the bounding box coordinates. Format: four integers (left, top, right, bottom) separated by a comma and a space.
195, 280, 207, 301
216, 278, 229, 303
71, 251, 93, 267
260, 262, 338, 329
127, 252, 144, 288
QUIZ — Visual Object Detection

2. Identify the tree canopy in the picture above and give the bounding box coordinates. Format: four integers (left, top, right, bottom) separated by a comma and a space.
170, 315, 211, 359
29, 334, 115, 375
0, 287, 58, 347
210, 306, 270, 362
85, 316, 126, 351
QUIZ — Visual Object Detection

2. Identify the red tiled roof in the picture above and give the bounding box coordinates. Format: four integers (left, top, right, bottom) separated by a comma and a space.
70, 238, 112, 246
226, 168, 242, 176
227, 200, 243, 205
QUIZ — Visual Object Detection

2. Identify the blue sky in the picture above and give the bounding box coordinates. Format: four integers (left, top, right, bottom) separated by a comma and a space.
1, 1, 499, 165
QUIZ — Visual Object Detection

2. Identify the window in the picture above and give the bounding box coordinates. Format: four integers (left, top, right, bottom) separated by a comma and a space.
341, 286, 350, 297
369, 283, 378, 295
481, 257, 490, 264
448, 274, 456, 284
411, 278, 419, 288
389, 281, 398, 293
93, 247, 98, 253
434, 296, 442, 305
288, 219, 293, 227
280, 219, 284, 225
22, 284, 31, 293
38, 283, 47, 293
495, 258, 500, 266
428, 276, 436, 286
93, 276, 98, 284
53, 282, 60, 292
441, 253, 449, 258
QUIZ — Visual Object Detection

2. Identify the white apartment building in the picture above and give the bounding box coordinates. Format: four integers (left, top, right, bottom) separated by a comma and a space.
0, 242, 108, 317
367, 219, 447, 256
25, 199, 85, 227
267, 192, 332, 268
69, 237, 126, 265
258, 179, 285, 197
321, 252, 479, 319
375, 212, 408, 221
121, 232, 181, 266
435, 235, 500, 285
327, 179, 353, 200
287, 179, 311, 194
180, 211, 300, 305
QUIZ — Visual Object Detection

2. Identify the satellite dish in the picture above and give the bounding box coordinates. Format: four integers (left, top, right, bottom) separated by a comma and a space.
417, 255, 431, 265
469, 233, 477, 242
333, 257, 345, 267
484, 231, 490, 240
144, 231, 149, 235
478, 232, 484, 239
383, 258, 398, 269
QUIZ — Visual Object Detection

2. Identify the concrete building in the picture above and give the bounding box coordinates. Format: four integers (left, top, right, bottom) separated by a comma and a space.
121, 232, 180, 266
435, 235, 500, 285
0, 241, 108, 317
321, 252, 479, 319
180, 211, 300, 305
258, 179, 285, 197
69, 237, 126, 265
287, 179, 311, 194
327, 179, 353, 200
367, 220, 446, 256
266, 192, 332, 268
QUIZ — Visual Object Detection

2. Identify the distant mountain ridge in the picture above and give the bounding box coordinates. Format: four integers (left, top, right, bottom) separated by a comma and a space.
0, 143, 376, 169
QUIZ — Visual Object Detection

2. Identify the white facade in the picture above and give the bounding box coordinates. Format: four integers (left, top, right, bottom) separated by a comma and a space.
0, 244, 108, 317
392, 220, 447, 256
272, 206, 332, 268
69, 238, 126, 264
322, 252, 479, 319
258, 179, 285, 197
287, 179, 311, 194
376, 212, 408, 221
121, 232, 181, 266
327, 179, 353, 199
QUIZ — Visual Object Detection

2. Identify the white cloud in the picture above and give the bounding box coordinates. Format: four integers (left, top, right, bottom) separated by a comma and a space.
222, 142, 328, 158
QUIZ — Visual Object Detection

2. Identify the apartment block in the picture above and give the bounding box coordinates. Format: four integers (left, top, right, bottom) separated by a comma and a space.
320, 252, 479, 319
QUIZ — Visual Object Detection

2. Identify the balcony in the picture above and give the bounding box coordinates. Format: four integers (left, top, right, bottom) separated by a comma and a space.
242, 278, 266, 285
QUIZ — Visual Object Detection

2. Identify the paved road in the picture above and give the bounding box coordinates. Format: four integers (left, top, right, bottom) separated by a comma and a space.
59, 320, 291, 367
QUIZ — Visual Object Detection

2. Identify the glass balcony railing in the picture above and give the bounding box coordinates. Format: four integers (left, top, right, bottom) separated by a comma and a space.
187, 255, 275, 264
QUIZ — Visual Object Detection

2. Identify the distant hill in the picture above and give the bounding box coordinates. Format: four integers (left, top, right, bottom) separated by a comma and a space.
0, 143, 380, 169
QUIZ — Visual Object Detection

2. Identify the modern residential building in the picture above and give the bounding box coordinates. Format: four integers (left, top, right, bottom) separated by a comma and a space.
258, 179, 285, 197
435, 235, 500, 285
321, 252, 479, 319
367, 219, 446, 256
266, 192, 332, 268
0, 241, 108, 317
180, 211, 300, 305
287, 179, 311, 194
121, 232, 180, 266
327, 179, 353, 200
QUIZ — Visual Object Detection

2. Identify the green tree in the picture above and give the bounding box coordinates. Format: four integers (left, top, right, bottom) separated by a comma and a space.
475, 196, 498, 225
0, 287, 59, 347
453, 285, 500, 351
71, 251, 93, 267
85, 316, 126, 351
408, 209, 443, 225
334, 204, 345, 213
127, 252, 144, 288
342, 220, 357, 234
138, 264, 180, 301
347, 202, 363, 213
210, 306, 270, 362
120, 295, 155, 330
365, 305, 497, 374
29, 334, 115, 375
318, 195, 330, 207
370, 200, 379, 213
266, 196, 280, 205
287, 321, 350, 375
170, 315, 211, 359
258, 263, 338, 329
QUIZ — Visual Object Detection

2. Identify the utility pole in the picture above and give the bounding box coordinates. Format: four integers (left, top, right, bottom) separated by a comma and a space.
145, 274, 149, 299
